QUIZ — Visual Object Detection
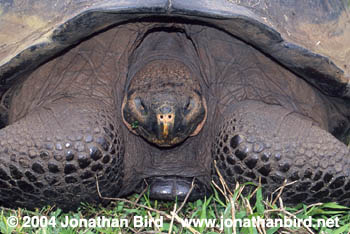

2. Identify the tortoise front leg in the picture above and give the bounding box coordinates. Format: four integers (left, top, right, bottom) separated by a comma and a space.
0, 98, 124, 210
212, 100, 350, 205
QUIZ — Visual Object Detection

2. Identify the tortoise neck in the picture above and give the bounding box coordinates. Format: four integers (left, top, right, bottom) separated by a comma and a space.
127, 59, 201, 95
127, 29, 199, 87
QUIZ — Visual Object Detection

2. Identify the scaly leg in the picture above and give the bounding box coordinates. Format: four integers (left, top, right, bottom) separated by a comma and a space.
0, 98, 124, 210
212, 100, 350, 205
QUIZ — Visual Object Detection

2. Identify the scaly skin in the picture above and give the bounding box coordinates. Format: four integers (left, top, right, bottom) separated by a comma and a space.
0, 99, 124, 210
212, 100, 350, 205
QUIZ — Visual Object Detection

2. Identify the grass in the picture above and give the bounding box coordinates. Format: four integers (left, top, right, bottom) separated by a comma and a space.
1, 172, 350, 234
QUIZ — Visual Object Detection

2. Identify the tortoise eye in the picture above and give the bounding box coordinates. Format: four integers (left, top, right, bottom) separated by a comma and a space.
184, 97, 195, 115
134, 97, 147, 115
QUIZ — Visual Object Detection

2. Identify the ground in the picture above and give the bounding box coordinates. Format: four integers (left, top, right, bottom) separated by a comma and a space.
1, 173, 350, 234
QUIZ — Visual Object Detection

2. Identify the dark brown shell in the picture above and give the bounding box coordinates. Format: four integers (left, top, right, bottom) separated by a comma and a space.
0, 0, 349, 97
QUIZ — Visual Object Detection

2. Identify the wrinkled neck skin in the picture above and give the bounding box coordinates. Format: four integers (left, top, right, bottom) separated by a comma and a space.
126, 29, 199, 84
120, 29, 212, 194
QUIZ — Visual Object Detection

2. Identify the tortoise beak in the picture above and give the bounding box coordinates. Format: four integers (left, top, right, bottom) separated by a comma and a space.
156, 109, 175, 139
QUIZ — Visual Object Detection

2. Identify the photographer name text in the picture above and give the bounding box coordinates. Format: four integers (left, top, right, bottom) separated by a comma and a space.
9, 215, 340, 229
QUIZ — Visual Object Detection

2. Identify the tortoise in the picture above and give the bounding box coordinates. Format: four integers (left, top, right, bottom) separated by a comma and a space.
0, 0, 350, 211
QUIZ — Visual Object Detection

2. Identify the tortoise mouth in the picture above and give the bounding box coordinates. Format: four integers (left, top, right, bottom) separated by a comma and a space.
140, 176, 210, 201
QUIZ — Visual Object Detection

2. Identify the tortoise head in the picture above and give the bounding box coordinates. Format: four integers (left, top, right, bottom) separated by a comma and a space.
122, 59, 207, 147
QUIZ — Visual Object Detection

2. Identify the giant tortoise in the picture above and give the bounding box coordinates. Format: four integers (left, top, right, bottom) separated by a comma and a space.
0, 0, 350, 210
